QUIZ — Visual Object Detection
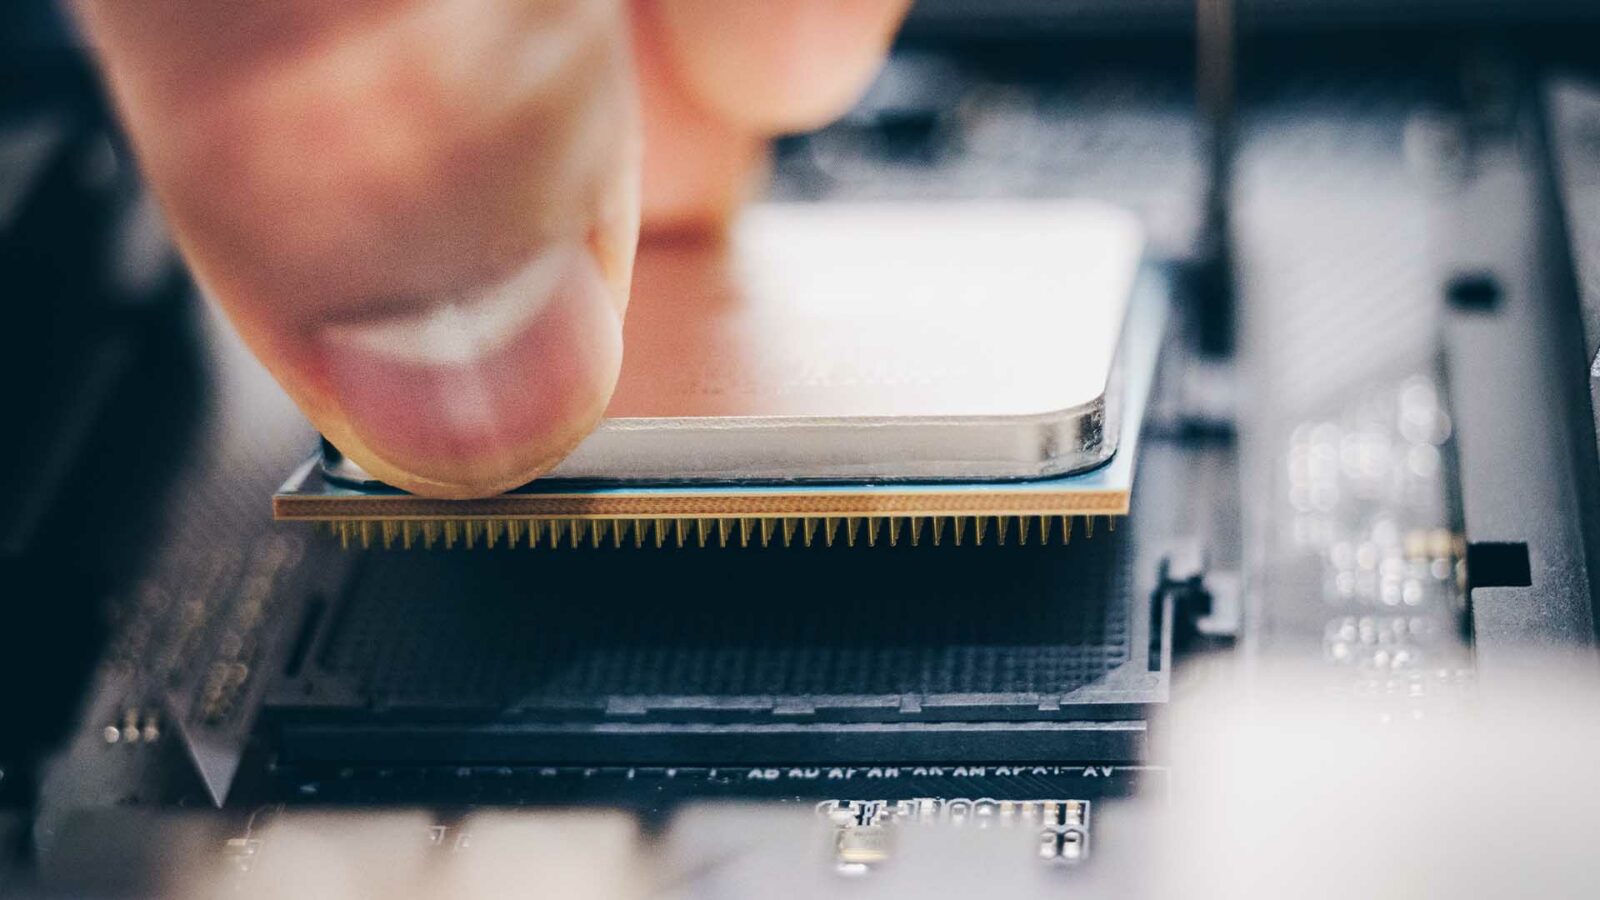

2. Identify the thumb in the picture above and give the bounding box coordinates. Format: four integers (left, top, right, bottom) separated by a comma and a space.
72, 0, 640, 498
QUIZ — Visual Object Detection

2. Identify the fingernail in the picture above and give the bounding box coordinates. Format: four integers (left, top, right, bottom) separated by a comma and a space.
317, 243, 621, 486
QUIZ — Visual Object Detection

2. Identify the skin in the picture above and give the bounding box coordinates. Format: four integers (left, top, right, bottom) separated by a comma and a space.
71, 0, 911, 497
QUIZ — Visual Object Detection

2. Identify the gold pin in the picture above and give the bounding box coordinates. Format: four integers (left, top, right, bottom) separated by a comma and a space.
1084, 516, 1096, 539
1017, 516, 1031, 545
996, 516, 1009, 545
974, 517, 988, 546
953, 517, 966, 546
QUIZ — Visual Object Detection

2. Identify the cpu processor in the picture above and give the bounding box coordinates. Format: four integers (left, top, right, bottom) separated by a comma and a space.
275, 201, 1162, 548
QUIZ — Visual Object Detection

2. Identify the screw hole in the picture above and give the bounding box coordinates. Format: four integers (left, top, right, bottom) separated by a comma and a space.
1466, 541, 1532, 588
1446, 272, 1503, 312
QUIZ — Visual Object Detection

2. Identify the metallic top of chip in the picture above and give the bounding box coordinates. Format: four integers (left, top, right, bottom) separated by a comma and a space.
327, 200, 1144, 486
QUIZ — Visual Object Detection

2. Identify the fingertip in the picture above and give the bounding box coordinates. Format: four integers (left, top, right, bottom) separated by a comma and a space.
644, 0, 910, 135
311, 244, 624, 498
76, 0, 643, 498
628, 5, 765, 232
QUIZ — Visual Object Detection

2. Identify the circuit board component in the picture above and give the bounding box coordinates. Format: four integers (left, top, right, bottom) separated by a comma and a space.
273, 256, 1166, 550
820, 798, 1092, 873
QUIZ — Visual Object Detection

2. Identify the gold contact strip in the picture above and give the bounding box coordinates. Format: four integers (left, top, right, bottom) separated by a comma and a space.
323, 514, 1111, 551
274, 488, 1128, 522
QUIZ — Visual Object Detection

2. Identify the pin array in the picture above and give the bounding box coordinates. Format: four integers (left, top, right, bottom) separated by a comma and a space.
325, 514, 1112, 551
